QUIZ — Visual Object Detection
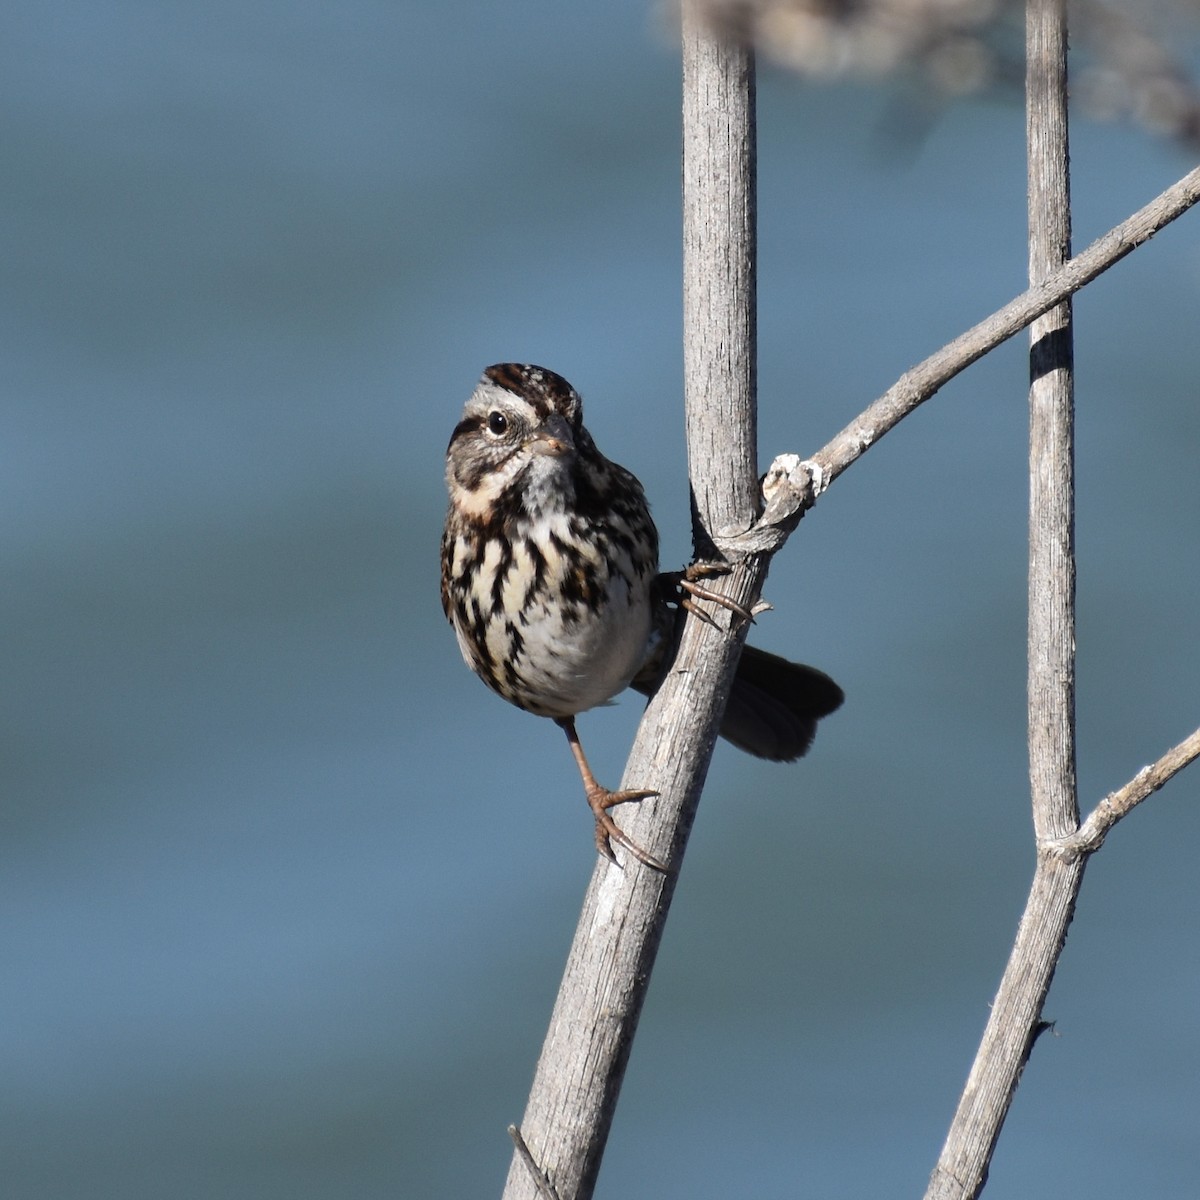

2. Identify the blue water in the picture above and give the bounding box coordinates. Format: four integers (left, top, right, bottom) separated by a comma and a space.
3, 3, 1198, 1197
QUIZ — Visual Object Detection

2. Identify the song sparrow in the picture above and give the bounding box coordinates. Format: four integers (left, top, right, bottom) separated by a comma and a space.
441, 363, 843, 869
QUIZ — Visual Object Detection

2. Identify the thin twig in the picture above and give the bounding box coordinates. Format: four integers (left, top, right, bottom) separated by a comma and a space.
715, 161, 1200, 560
811, 164, 1200, 486
507, 1126, 562, 1200
1049, 726, 1200, 859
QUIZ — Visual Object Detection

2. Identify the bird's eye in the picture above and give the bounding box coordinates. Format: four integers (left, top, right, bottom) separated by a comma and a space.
486, 411, 509, 436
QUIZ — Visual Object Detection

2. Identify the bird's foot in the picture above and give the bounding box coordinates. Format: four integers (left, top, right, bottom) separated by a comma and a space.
585, 783, 668, 872
660, 561, 754, 628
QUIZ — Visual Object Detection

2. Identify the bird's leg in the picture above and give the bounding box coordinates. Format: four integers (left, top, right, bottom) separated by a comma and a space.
555, 717, 668, 872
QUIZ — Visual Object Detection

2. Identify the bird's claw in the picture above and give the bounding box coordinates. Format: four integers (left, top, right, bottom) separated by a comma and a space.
676, 561, 754, 624
586, 785, 669, 872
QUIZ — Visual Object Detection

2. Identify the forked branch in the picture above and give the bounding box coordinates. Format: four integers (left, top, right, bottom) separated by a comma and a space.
1049, 726, 1200, 860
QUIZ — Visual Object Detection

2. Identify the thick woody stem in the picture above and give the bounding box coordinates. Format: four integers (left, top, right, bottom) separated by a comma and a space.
498, 10, 758, 1198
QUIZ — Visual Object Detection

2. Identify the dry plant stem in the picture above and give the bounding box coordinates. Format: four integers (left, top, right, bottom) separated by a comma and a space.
1025, 0, 1078, 946
499, 13, 759, 1199
807, 164, 1200, 490
1026, 0, 1077, 846
928, 5, 1078, 1195
925, 851, 1084, 1200
682, 7, 759, 550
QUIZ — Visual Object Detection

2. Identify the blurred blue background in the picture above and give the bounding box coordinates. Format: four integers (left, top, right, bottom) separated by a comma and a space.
3, 2, 1198, 1197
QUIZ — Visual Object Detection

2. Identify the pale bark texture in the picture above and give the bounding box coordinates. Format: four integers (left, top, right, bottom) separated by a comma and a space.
1026, 0, 1078, 847
682, 23, 758, 551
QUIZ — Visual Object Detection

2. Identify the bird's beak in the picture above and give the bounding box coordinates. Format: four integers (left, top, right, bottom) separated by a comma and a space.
525, 414, 573, 457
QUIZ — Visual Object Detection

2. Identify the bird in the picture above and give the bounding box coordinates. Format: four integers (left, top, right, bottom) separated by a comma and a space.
440, 363, 843, 869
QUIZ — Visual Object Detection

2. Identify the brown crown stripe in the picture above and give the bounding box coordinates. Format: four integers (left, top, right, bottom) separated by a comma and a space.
483, 363, 580, 424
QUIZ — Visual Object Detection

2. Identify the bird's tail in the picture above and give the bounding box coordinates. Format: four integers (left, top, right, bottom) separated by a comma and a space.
631, 639, 842, 762
718, 643, 843, 761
